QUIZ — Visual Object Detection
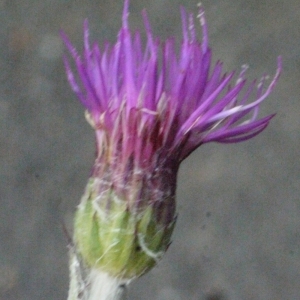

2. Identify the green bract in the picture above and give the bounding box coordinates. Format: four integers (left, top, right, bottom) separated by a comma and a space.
74, 180, 175, 279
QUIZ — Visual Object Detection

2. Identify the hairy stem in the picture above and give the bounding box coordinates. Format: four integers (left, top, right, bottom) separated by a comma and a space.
67, 250, 129, 300
88, 270, 127, 300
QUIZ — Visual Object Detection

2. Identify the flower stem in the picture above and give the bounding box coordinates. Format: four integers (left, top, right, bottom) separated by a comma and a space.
67, 250, 129, 300
88, 269, 128, 300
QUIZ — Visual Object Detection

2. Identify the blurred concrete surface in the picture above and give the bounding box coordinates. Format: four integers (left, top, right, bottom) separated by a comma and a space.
0, 0, 299, 299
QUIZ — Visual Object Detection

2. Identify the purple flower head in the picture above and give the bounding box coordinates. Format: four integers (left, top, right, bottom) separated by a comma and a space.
62, 0, 281, 280
62, 0, 281, 169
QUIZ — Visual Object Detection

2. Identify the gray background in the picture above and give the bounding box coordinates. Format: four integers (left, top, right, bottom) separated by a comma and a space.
1, 0, 299, 299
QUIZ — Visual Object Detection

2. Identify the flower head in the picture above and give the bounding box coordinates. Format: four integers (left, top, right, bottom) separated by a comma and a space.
62, 0, 281, 280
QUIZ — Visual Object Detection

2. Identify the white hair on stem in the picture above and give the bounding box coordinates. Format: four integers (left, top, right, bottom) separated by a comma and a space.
68, 252, 130, 300
87, 269, 129, 300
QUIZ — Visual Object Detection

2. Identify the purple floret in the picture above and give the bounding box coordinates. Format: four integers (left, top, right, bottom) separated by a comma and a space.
62, 0, 281, 164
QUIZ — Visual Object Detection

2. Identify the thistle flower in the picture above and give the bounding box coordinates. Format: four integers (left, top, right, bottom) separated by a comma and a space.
62, 0, 281, 298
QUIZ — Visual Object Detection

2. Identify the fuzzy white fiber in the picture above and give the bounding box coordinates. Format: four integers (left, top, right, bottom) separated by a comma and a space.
88, 269, 128, 300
